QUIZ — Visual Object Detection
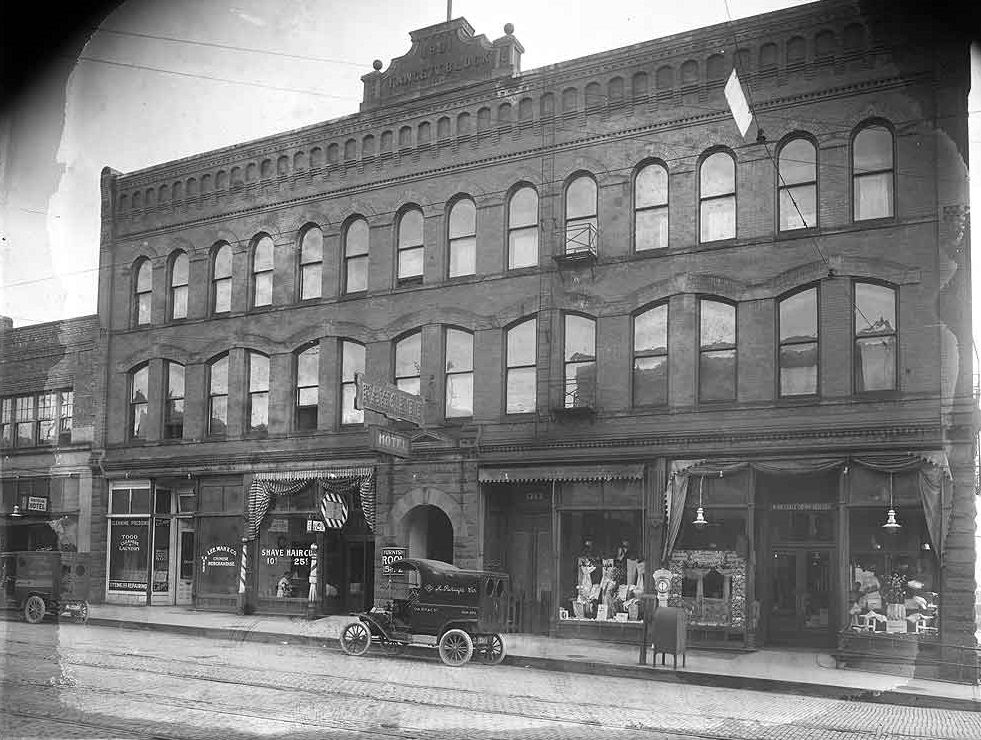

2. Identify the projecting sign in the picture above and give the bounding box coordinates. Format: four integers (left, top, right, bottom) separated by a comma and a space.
381, 547, 408, 575
369, 426, 411, 458
355, 373, 424, 426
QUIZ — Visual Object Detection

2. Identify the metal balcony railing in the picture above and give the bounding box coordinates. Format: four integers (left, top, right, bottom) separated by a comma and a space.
551, 376, 596, 415
560, 222, 598, 259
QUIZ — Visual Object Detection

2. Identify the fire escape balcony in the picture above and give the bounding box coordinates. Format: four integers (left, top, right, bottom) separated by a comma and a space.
553, 223, 598, 266
550, 376, 597, 419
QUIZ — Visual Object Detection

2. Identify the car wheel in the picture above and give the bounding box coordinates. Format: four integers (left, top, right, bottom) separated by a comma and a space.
23, 595, 46, 624
73, 602, 89, 624
438, 628, 473, 667
481, 633, 507, 665
339, 621, 371, 656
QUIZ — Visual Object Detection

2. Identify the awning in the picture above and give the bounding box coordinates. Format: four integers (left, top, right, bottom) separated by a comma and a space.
479, 463, 645, 484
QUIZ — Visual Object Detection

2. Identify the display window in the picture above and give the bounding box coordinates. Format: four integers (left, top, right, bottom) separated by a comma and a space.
257, 515, 316, 601
847, 506, 939, 635
195, 515, 241, 598
108, 518, 150, 591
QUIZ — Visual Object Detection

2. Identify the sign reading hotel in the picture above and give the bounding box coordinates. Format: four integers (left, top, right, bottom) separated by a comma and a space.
369, 426, 411, 458
355, 373, 424, 426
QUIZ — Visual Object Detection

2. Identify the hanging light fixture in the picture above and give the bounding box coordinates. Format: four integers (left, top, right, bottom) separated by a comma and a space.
692, 476, 708, 528
10, 504, 23, 518
882, 472, 902, 534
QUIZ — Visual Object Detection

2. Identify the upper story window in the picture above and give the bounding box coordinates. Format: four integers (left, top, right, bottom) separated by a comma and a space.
699, 299, 736, 402
344, 218, 369, 294
252, 235, 274, 308
247, 352, 269, 433
208, 354, 229, 436
130, 364, 149, 440
397, 209, 424, 283
295, 344, 319, 431
778, 138, 817, 231
164, 361, 184, 440
508, 186, 538, 269
448, 198, 476, 278
778, 287, 818, 397
169, 251, 189, 320
299, 226, 323, 301
134, 258, 152, 326
565, 175, 597, 255
635, 162, 669, 251
1, 390, 73, 448
506, 318, 537, 414
700, 151, 736, 242
853, 123, 894, 221
212, 243, 233, 314
445, 328, 473, 418
564, 314, 596, 409
633, 304, 668, 406
394, 331, 422, 395
854, 282, 897, 392
341, 340, 365, 425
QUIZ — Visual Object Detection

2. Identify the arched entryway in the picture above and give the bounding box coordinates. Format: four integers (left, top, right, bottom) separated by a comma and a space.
404, 504, 454, 564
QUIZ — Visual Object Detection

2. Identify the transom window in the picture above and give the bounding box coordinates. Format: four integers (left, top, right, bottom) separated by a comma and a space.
448, 198, 476, 278
344, 218, 369, 294
248, 352, 270, 433
853, 123, 894, 221
1, 390, 73, 448
134, 259, 152, 326
445, 328, 474, 418
252, 235, 274, 307
778, 138, 817, 230
633, 305, 668, 406
130, 365, 149, 440
341, 340, 365, 425
506, 318, 537, 414
699, 299, 736, 402
397, 209, 424, 282
854, 282, 897, 392
508, 186, 539, 269
212, 243, 232, 314
169, 251, 188, 320
295, 344, 320, 431
699, 151, 736, 242
208, 355, 229, 436
635, 162, 669, 251
778, 288, 819, 396
565, 176, 597, 255
164, 362, 184, 440
394, 332, 422, 395
564, 315, 596, 409
299, 226, 323, 301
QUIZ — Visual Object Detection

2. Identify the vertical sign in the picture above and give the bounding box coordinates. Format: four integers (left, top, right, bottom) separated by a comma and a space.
381, 547, 408, 575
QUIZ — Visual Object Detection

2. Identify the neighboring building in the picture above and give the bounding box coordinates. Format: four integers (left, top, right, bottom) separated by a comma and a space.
0, 315, 99, 575
92, 1, 976, 676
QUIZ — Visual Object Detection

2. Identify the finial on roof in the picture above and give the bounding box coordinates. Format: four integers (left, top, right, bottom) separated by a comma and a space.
504, 23, 514, 35
372, 59, 383, 71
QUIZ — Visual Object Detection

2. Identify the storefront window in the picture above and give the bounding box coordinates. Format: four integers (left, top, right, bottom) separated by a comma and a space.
257, 487, 318, 601
196, 516, 240, 598
108, 518, 149, 591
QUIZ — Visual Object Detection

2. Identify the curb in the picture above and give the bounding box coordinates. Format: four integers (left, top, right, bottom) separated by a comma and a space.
84, 617, 981, 713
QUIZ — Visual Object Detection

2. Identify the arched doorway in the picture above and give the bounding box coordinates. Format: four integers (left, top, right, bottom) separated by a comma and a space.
405, 505, 454, 564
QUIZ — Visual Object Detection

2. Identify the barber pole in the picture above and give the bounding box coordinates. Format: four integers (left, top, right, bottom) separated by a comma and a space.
238, 539, 248, 595
306, 543, 318, 618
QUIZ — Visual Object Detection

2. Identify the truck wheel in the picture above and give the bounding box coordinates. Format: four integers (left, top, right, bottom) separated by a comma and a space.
438, 629, 473, 667
339, 621, 371, 656
23, 595, 46, 624
73, 602, 89, 624
481, 633, 507, 665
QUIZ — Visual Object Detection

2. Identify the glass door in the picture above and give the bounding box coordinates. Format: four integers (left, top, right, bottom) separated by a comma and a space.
767, 548, 834, 646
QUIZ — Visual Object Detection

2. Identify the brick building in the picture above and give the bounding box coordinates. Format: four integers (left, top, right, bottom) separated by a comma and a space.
91, 0, 976, 674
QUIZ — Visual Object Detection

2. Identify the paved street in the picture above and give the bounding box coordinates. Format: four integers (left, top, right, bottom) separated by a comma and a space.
2, 621, 980, 739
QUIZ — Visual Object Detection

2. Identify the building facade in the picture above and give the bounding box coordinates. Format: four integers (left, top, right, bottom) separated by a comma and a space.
91, 0, 976, 675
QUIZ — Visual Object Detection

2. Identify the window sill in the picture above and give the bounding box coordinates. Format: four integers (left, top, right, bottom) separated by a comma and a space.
506, 265, 540, 276
338, 290, 368, 302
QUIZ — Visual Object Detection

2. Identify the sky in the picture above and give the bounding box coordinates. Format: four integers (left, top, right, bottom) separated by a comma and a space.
0, 0, 976, 334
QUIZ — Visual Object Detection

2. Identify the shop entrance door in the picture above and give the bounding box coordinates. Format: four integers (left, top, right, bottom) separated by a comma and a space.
510, 512, 552, 634
342, 538, 374, 613
176, 521, 194, 606
767, 548, 834, 647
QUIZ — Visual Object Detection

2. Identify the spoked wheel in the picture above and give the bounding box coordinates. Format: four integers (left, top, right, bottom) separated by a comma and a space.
339, 621, 372, 656
23, 595, 46, 624
479, 633, 507, 665
73, 603, 89, 624
438, 628, 473, 667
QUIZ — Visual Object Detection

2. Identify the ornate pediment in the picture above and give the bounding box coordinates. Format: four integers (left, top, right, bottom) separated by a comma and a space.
361, 18, 523, 111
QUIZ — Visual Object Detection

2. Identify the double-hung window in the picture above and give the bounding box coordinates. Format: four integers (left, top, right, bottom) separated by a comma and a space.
633, 305, 668, 406
299, 227, 323, 300
854, 282, 897, 392
164, 362, 184, 440
853, 124, 894, 221
252, 235, 274, 307
247, 352, 270, 433
397, 209, 424, 283
344, 219, 369, 293
698, 299, 736, 402
778, 288, 819, 396
445, 329, 473, 418
394, 332, 422, 395
778, 138, 817, 231
134, 259, 152, 326
448, 199, 476, 278
506, 319, 537, 414
169, 251, 188, 320
635, 162, 668, 251
212, 243, 232, 314
699, 151, 736, 242
295, 345, 320, 431
208, 355, 229, 436
508, 187, 538, 269
130, 365, 150, 440
340, 341, 365, 425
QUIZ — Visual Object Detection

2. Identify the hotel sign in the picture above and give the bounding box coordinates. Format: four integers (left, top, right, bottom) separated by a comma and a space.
355, 374, 424, 426
369, 426, 411, 459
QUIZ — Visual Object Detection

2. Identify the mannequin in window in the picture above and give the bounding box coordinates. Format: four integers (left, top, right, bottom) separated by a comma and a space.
576, 537, 600, 616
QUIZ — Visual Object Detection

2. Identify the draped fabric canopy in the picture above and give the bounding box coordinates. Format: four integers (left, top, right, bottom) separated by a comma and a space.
662, 453, 951, 564
246, 467, 375, 541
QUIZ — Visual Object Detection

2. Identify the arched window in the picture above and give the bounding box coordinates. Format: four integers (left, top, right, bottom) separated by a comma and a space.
608, 77, 625, 103
418, 121, 431, 144
508, 186, 539, 269
299, 226, 323, 301
778, 138, 817, 230
633, 305, 668, 406
448, 198, 476, 278
853, 123, 894, 221
437, 117, 451, 139
497, 102, 512, 124
164, 361, 184, 440
699, 299, 736, 402
394, 331, 422, 395
565, 175, 597, 255
295, 344, 319, 430
477, 107, 491, 131
341, 340, 365, 425
398, 126, 412, 148
540, 93, 555, 118
585, 82, 602, 108
506, 318, 536, 414
561, 87, 578, 113
854, 282, 897, 392
699, 151, 736, 242
397, 208, 424, 283
632, 71, 649, 98
518, 98, 533, 122
130, 364, 149, 440
344, 139, 357, 161
635, 162, 668, 251
169, 251, 188, 321
207, 354, 229, 436
344, 218, 369, 294
787, 36, 806, 65
457, 112, 471, 136
212, 243, 232, 314
445, 328, 474, 418
778, 287, 818, 396
251, 235, 274, 307
247, 351, 269, 433
133, 258, 152, 326
362, 135, 375, 157
564, 314, 596, 409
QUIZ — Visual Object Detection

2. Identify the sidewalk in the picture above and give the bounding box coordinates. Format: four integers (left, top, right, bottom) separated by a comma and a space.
80, 603, 980, 712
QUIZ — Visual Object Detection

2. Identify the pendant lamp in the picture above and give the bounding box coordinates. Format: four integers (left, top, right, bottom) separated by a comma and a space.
882, 472, 902, 534
692, 476, 708, 528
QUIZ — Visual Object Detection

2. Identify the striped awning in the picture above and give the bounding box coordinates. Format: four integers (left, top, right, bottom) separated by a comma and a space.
254, 466, 373, 481
479, 463, 645, 484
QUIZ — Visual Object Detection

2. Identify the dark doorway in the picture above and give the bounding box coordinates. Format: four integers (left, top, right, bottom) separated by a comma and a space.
406, 505, 454, 564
